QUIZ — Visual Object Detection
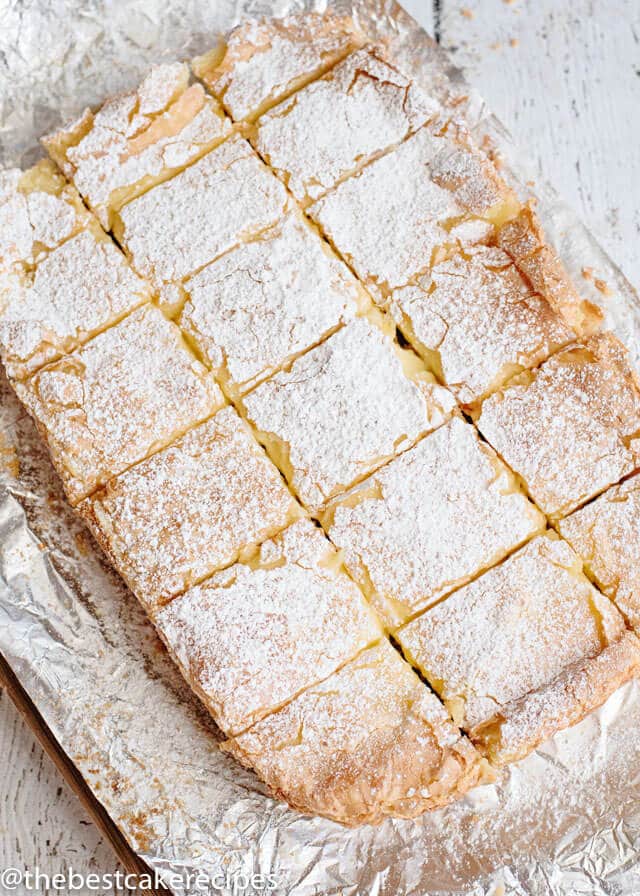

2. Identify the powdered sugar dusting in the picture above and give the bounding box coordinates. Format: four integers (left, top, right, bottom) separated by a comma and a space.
154, 518, 381, 735
180, 213, 366, 395
221, 639, 485, 826
256, 45, 440, 203
323, 416, 545, 627
0, 163, 90, 272
477, 333, 640, 519
399, 533, 626, 733
15, 304, 222, 504
241, 316, 456, 511
194, 13, 359, 122
477, 632, 640, 765
497, 206, 604, 337
308, 126, 487, 300
0, 230, 152, 379
118, 135, 290, 290
80, 406, 300, 610
390, 246, 574, 405
559, 473, 640, 628
428, 117, 512, 216
44, 63, 231, 228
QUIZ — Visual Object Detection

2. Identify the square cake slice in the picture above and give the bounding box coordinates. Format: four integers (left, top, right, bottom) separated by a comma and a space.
398, 533, 640, 765
0, 161, 92, 274
115, 135, 290, 296
559, 474, 640, 629
179, 213, 369, 398
240, 314, 456, 512
43, 63, 231, 229
0, 229, 152, 380
254, 45, 439, 204
79, 407, 300, 611
221, 639, 488, 826
153, 519, 382, 735
15, 304, 223, 504
308, 122, 518, 301
321, 416, 545, 628
192, 13, 360, 122
476, 333, 640, 519
389, 246, 574, 407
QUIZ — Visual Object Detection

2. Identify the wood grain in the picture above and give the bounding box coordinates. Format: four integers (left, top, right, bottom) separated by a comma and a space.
3, 0, 639, 885
0, 688, 135, 894
435, 0, 640, 287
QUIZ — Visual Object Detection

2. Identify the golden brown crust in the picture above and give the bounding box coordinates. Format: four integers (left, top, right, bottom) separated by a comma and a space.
221, 641, 490, 826
496, 204, 603, 337
471, 631, 640, 765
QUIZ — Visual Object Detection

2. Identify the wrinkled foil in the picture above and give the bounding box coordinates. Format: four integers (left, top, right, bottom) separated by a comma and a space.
2, 2, 640, 894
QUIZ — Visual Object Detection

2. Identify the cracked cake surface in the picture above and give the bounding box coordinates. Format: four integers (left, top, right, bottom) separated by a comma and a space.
559, 474, 640, 629
255, 45, 439, 204
79, 406, 300, 610
154, 518, 382, 735
399, 534, 640, 764
390, 246, 574, 406
221, 639, 488, 826
43, 63, 232, 229
307, 124, 511, 301
15, 304, 223, 504
179, 212, 369, 397
496, 205, 603, 337
477, 333, 640, 519
240, 314, 456, 511
193, 13, 360, 122
115, 135, 290, 295
321, 416, 545, 627
4, 12, 640, 827
0, 229, 152, 380
0, 161, 92, 274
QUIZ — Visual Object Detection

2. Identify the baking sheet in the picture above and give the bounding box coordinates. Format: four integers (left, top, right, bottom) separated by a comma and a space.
2, 2, 640, 894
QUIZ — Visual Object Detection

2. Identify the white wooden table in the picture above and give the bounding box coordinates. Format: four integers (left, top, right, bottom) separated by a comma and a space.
2, 1, 639, 891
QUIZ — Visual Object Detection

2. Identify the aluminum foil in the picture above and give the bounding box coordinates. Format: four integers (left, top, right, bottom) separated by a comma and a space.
2, 2, 640, 894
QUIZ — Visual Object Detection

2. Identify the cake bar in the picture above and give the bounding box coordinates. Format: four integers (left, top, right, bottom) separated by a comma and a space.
389, 246, 574, 407
240, 313, 456, 512
179, 212, 369, 398
43, 63, 231, 229
497, 206, 603, 337
79, 406, 300, 611
321, 416, 545, 628
254, 45, 439, 204
398, 534, 640, 764
192, 13, 360, 122
559, 474, 640, 629
15, 304, 222, 504
221, 639, 488, 825
0, 161, 91, 275
154, 519, 382, 735
477, 333, 640, 519
308, 123, 516, 301
0, 229, 152, 380
114, 135, 290, 301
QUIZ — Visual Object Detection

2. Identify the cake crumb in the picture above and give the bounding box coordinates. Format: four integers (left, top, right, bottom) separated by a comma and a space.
595, 278, 614, 297
510, 37, 519, 48
582, 266, 594, 280
461, 8, 474, 19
